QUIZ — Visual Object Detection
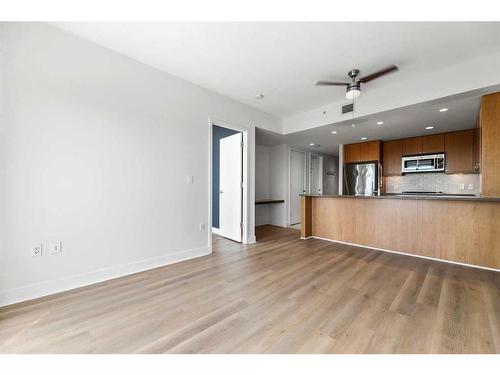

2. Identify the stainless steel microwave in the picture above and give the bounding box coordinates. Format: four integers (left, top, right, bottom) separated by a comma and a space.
401, 153, 445, 173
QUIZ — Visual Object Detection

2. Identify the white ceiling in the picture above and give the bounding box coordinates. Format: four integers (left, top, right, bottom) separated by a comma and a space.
256, 86, 500, 156
53, 22, 500, 118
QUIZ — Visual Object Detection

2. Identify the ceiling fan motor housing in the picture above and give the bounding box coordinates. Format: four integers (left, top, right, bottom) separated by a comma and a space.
348, 69, 360, 79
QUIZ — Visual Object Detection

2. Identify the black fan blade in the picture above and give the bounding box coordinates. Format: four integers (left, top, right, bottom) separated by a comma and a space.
358, 65, 398, 83
315, 81, 349, 86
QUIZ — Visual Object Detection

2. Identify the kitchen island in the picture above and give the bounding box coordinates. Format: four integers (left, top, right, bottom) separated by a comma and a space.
301, 194, 500, 270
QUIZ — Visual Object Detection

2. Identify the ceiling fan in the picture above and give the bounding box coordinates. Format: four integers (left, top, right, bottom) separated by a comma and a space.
316, 65, 399, 100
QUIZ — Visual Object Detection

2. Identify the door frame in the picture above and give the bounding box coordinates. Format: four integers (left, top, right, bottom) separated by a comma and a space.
288, 149, 307, 226
208, 118, 249, 246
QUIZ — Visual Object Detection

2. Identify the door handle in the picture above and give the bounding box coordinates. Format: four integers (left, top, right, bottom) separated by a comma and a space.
219, 190, 223, 194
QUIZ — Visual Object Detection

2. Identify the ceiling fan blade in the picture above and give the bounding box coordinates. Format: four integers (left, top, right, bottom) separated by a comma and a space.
315, 81, 349, 86
358, 65, 398, 83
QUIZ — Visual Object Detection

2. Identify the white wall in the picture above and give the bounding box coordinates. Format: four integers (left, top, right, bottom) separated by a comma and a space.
254, 144, 290, 227
269, 144, 290, 227
255, 144, 270, 226
0, 23, 282, 306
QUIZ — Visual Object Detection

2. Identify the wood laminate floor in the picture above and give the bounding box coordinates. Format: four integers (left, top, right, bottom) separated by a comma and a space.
1, 225, 499, 353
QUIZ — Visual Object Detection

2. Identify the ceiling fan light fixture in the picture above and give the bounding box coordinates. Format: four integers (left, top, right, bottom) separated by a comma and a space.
316, 65, 398, 101
345, 87, 361, 100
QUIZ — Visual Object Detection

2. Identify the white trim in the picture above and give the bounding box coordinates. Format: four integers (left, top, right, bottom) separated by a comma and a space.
211, 227, 222, 235
0, 245, 211, 308
208, 118, 213, 249
208, 118, 250, 244
307, 235, 500, 273
270, 221, 289, 228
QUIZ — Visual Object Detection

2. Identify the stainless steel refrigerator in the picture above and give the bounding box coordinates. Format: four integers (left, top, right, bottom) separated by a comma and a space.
343, 162, 380, 196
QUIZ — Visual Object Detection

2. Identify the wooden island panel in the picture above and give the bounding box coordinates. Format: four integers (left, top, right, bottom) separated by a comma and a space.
311, 197, 418, 254
302, 196, 500, 270
417, 200, 500, 269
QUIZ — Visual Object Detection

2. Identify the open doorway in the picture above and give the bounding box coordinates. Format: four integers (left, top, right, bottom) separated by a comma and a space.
210, 123, 246, 243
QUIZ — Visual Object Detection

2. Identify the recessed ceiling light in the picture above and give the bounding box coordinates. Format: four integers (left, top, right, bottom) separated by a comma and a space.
309, 143, 315, 146
331, 131, 337, 134
377, 121, 384, 125
425, 126, 434, 130
439, 108, 448, 112
360, 137, 367, 140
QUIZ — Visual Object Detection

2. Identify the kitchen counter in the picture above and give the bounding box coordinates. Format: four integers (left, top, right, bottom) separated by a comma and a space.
301, 195, 500, 270
300, 193, 500, 202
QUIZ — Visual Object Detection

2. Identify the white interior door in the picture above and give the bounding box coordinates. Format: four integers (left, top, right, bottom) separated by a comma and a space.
290, 150, 305, 225
310, 154, 323, 195
219, 132, 243, 242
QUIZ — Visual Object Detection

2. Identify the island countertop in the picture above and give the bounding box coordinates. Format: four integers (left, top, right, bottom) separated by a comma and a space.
299, 193, 500, 202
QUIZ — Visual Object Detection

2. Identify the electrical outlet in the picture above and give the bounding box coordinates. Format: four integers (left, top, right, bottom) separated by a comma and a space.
49, 241, 62, 254
393, 185, 399, 192
459, 184, 465, 190
199, 222, 206, 232
468, 183, 474, 190
31, 244, 42, 257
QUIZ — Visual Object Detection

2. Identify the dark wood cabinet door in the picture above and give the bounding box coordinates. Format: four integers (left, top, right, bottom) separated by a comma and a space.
422, 134, 445, 154
360, 140, 380, 162
402, 137, 422, 155
382, 140, 403, 176
445, 130, 476, 174
344, 143, 361, 163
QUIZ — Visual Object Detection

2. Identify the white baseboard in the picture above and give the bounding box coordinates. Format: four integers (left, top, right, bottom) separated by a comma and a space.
269, 221, 289, 228
0, 245, 211, 308
310, 235, 500, 273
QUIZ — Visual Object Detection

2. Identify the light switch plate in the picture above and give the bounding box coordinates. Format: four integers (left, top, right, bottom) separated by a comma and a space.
31, 244, 42, 257
49, 241, 62, 254
187, 175, 194, 184
459, 184, 465, 190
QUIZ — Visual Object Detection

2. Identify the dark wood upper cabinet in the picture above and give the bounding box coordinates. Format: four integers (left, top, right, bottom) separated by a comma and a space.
360, 140, 380, 162
402, 137, 422, 156
382, 140, 403, 176
445, 129, 476, 174
344, 143, 361, 164
401, 134, 444, 155
422, 134, 445, 154
344, 140, 380, 163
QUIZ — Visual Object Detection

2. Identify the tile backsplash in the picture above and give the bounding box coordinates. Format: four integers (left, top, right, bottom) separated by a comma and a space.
385, 173, 480, 195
